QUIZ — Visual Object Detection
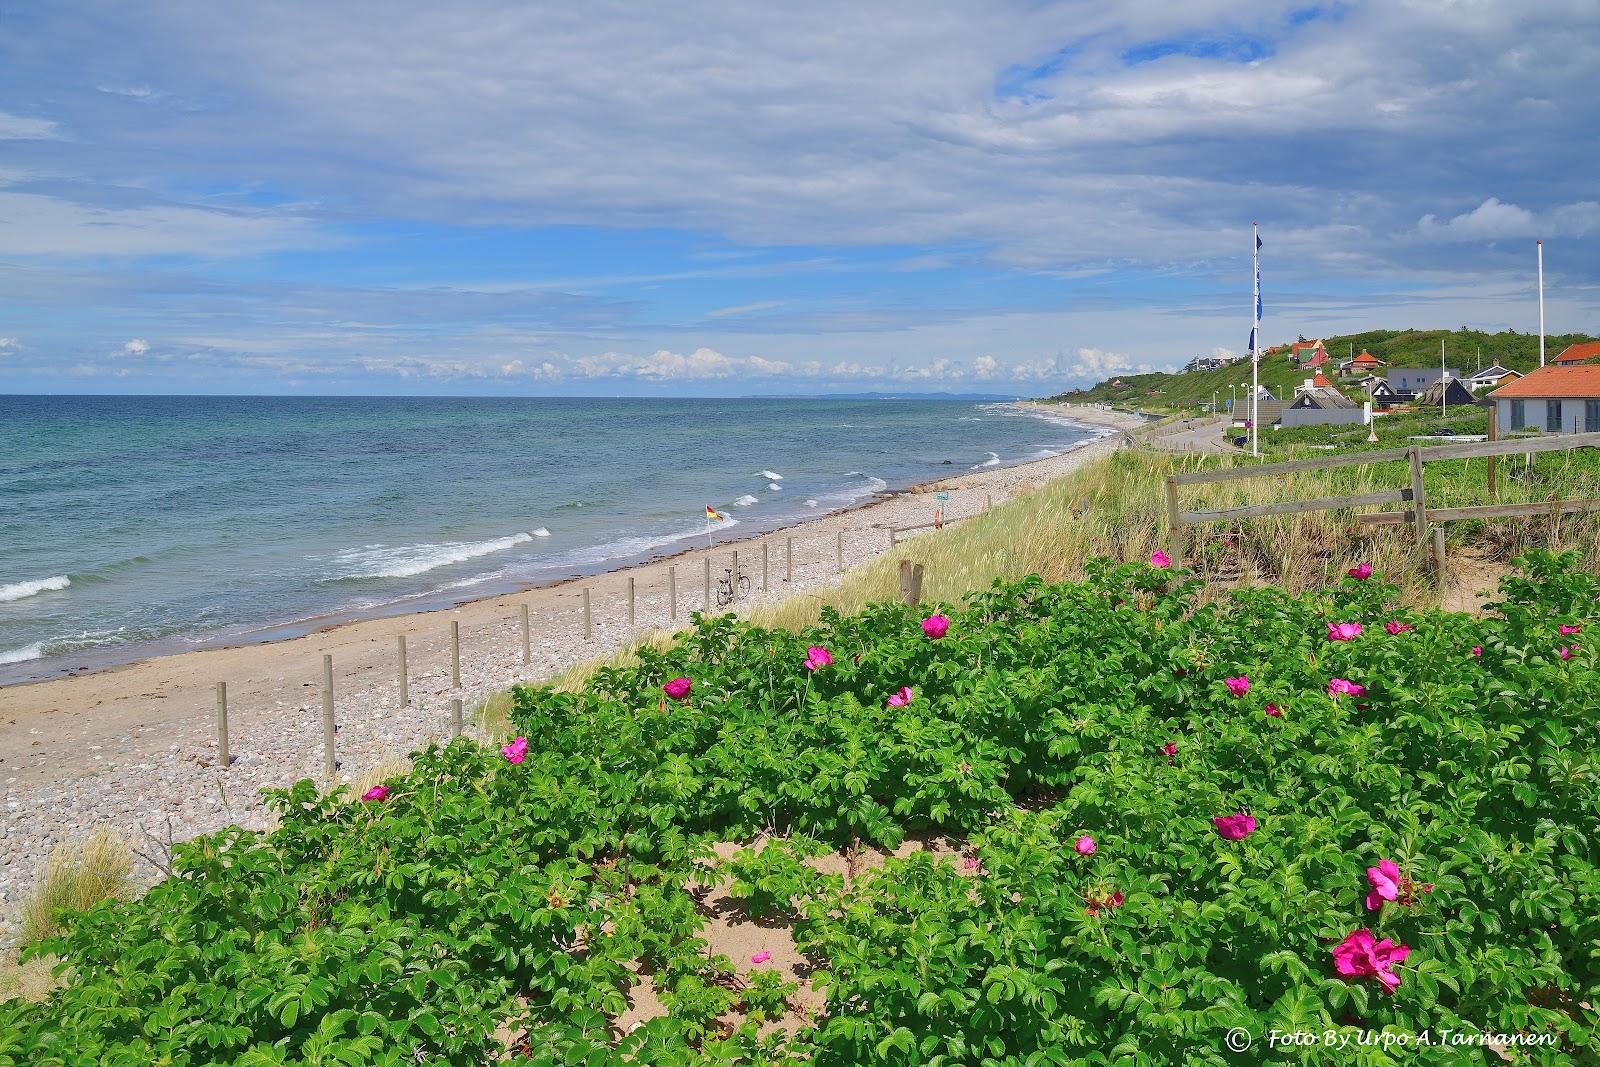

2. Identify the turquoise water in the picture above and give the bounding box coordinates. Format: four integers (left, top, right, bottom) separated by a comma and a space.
0, 395, 1099, 682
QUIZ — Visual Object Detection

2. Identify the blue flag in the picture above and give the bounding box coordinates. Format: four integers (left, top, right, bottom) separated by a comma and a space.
1248, 328, 1257, 354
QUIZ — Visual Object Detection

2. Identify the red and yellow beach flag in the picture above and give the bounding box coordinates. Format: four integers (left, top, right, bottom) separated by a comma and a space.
706, 505, 727, 522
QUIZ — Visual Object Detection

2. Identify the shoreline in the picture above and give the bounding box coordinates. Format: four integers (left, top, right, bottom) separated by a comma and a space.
0, 403, 1145, 929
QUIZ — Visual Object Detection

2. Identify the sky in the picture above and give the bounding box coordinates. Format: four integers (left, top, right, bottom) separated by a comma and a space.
1, 1, 1597, 396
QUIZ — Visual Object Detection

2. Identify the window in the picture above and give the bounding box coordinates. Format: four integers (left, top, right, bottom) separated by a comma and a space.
1547, 400, 1563, 432
1588, 400, 1600, 433
1511, 400, 1525, 430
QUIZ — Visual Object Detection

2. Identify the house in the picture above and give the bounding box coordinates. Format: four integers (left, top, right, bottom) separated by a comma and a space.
1339, 349, 1388, 376
1386, 367, 1462, 398
1552, 342, 1600, 366
1357, 375, 1402, 408
1464, 365, 1521, 392
1487, 366, 1600, 433
1289, 339, 1325, 361
1413, 377, 1476, 409
1280, 386, 1366, 428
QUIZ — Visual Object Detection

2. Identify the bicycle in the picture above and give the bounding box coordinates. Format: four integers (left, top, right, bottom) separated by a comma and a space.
715, 567, 752, 607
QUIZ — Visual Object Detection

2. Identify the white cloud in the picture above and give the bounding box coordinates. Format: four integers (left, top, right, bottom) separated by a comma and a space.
1418, 198, 1600, 242
972, 355, 1000, 380
0, 337, 17, 354
122, 338, 150, 356
0, 110, 59, 140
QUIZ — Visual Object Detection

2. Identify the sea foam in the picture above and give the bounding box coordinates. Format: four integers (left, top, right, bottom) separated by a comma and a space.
331, 532, 534, 580
971, 452, 1001, 469
0, 576, 70, 603
758, 470, 784, 481
0, 641, 45, 665
733, 494, 760, 507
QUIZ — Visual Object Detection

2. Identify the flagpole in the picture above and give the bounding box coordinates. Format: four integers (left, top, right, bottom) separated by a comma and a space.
1251, 222, 1260, 457
1537, 240, 1545, 367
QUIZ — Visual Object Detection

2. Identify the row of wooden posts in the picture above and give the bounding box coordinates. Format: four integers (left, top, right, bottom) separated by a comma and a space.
207, 518, 960, 779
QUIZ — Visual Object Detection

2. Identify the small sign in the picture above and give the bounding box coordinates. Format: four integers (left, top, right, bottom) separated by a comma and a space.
935, 491, 950, 501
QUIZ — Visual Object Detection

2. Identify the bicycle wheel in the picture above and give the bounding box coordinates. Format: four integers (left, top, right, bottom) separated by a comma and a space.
738, 574, 751, 597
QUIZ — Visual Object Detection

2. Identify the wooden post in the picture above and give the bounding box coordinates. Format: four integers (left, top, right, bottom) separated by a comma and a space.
215, 682, 231, 769
986, 492, 993, 512
1432, 526, 1447, 600
582, 587, 592, 640
397, 635, 409, 706
450, 620, 461, 688
669, 565, 678, 620
836, 530, 843, 573
321, 654, 336, 779
520, 604, 531, 665
1163, 475, 1184, 569
628, 576, 636, 631
786, 536, 794, 583
889, 527, 898, 548
703, 555, 712, 611
451, 698, 463, 738
1486, 402, 1498, 501
732, 550, 740, 602
1408, 446, 1429, 544
761, 542, 769, 592
898, 560, 925, 608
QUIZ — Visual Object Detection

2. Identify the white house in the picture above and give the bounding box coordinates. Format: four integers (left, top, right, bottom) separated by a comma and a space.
1487, 366, 1600, 434
1464, 365, 1521, 391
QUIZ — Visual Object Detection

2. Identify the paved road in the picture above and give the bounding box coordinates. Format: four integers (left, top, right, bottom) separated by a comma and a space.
1148, 416, 1239, 453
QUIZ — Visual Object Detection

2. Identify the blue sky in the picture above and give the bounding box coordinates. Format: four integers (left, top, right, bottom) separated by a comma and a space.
1, 1, 1597, 396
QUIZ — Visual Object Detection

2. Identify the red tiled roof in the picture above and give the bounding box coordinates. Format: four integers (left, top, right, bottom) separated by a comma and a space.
1350, 350, 1383, 365
1312, 372, 1332, 387
1552, 342, 1600, 364
1488, 365, 1600, 399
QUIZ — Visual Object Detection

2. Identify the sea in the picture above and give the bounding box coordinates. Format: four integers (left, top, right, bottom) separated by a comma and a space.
0, 395, 1104, 684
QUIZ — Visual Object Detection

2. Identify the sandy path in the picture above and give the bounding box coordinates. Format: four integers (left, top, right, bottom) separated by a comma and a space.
0, 405, 1144, 931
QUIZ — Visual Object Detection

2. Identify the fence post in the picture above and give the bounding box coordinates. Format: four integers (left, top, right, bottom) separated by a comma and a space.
397, 635, 409, 706
1408, 446, 1429, 544
583, 588, 592, 640
321, 654, 336, 779
451, 698, 463, 739
786, 536, 794, 583
1486, 402, 1498, 501
986, 492, 993, 512
669, 565, 678, 620
1431, 526, 1447, 601
898, 560, 925, 608
215, 681, 231, 769
836, 530, 843, 573
627, 576, 636, 631
450, 620, 461, 688
889, 527, 898, 548
703, 555, 712, 611
762, 542, 769, 592
1163, 475, 1184, 569
520, 604, 531, 665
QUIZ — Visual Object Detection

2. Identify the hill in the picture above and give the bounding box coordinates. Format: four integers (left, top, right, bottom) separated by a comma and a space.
1051, 327, 1598, 410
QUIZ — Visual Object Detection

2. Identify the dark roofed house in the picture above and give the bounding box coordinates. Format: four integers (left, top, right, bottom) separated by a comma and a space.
1280, 386, 1365, 428
1413, 377, 1475, 409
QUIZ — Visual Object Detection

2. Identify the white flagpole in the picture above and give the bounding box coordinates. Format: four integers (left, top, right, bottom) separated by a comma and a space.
1537, 240, 1545, 367
1251, 222, 1260, 457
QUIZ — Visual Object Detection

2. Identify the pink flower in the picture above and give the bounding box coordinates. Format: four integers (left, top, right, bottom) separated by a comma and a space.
921, 615, 950, 639
1365, 859, 1401, 911
663, 676, 692, 700
963, 856, 979, 871
1212, 813, 1257, 840
1471, 646, 1483, 657
501, 736, 528, 764
1150, 550, 1172, 569
1074, 835, 1096, 856
1328, 678, 1366, 698
887, 686, 914, 707
1327, 622, 1363, 642
750, 951, 772, 965
1384, 621, 1413, 635
1224, 675, 1250, 698
1265, 703, 1282, 718
361, 785, 389, 802
1331, 928, 1412, 994
1348, 563, 1373, 580
803, 646, 832, 671
1162, 741, 1178, 760
1559, 624, 1582, 636
1557, 646, 1573, 661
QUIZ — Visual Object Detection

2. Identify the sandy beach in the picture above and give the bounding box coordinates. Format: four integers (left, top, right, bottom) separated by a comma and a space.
0, 404, 1144, 934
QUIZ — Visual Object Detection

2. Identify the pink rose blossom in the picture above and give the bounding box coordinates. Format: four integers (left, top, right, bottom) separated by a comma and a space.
1328, 678, 1366, 698
1224, 675, 1250, 698
1265, 703, 1283, 718
1384, 621, 1413, 635
1558, 646, 1573, 661
1162, 741, 1178, 763
750, 951, 772, 964
921, 615, 950, 639
501, 737, 529, 764
1559, 624, 1582, 636
1212, 813, 1257, 840
1327, 622, 1363, 641
1150, 550, 1172, 569
1331, 928, 1412, 994
663, 676, 692, 700
803, 646, 832, 671
361, 785, 389, 802
1365, 859, 1401, 911
887, 686, 914, 707
963, 856, 979, 871
1074, 835, 1096, 856
1471, 646, 1483, 657
1348, 563, 1373, 580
